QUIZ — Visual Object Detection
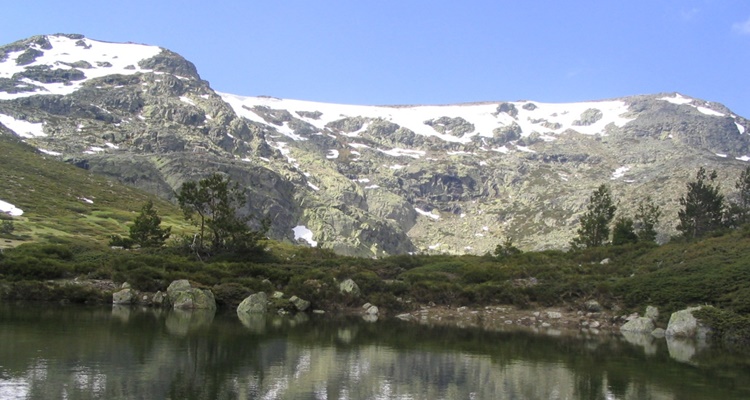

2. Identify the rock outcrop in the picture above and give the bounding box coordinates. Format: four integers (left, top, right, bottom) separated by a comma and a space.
166, 280, 216, 310
665, 306, 711, 339
237, 292, 268, 315
620, 317, 655, 333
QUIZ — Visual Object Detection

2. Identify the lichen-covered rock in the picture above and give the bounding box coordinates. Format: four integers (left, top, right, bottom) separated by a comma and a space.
573, 108, 603, 126
289, 295, 310, 312
112, 288, 136, 305
339, 279, 361, 297
666, 306, 711, 338
620, 317, 655, 333
645, 305, 659, 322
166, 279, 216, 310
237, 292, 268, 315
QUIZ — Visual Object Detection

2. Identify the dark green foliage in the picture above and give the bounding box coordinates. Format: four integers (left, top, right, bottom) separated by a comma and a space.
108, 234, 135, 249
677, 167, 725, 239
611, 217, 638, 246
0, 220, 14, 235
694, 307, 750, 346
494, 237, 522, 259
726, 166, 750, 228
129, 200, 171, 248
571, 185, 617, 249
634, 196, 661, 243
177, 173, 262, 258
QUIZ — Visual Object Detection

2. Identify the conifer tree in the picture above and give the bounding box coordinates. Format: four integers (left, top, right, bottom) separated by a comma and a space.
612, 217, 638, 246
677, 167, 725, 239
571, 184, 617, 249
726, 166, 750, 227
178, 173, 260, 255
129, 200, 171, 247
634, 196, 661, 243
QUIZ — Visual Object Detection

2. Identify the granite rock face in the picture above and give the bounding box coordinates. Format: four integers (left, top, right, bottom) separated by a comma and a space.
2, 34, 750, 257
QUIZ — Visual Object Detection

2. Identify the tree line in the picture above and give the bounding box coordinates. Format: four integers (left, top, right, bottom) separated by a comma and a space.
568, 166, 750, 250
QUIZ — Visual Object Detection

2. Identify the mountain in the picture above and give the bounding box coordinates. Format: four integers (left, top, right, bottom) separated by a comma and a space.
1, 34, 749, 257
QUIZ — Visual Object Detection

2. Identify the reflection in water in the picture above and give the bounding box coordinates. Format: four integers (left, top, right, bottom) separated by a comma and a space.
0, 304, 749, 399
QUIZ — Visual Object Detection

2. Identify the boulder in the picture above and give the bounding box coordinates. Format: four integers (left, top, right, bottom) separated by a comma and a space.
152, 291, 166, 306
365, 305, 379, 315
237, 292, 268, 315
666, 306, 711, 338
546, 311, 562, 319
339, 279, 361, 297
289, 295, 310, 312
166, 280, 216, 310
645, 305, 659, 322
620, 317, 655, 333
112, 288, 136, 305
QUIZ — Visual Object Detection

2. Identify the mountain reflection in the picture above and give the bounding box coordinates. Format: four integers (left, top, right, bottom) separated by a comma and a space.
1, 305, 749, 399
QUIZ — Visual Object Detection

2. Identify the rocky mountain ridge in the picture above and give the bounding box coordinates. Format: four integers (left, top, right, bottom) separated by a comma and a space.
1, 34, 749, 256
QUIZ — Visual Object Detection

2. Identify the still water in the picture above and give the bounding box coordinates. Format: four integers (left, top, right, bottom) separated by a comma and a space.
1, 304, 749, 399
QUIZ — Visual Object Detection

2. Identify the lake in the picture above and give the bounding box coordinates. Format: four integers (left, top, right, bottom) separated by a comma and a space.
1, 304, 749, 399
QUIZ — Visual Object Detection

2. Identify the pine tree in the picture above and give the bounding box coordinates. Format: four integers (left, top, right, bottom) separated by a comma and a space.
676, 167, 725, 239
177, 173, 261, 255
726, 166, 750, 228
571, 184, 617, 249
129, 200, 171, 248
634, 196, 661, 243
612, 217, 638, 246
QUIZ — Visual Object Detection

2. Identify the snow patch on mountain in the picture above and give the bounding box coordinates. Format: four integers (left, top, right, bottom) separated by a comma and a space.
0, 199, 23, 216
292, 225, 317, 247
0, 114, 45, 137
219, 94, 635, 144
0, 35, 162, 98
659, 94, 726, 117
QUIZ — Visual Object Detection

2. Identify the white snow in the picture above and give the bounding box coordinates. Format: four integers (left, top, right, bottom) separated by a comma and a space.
610, 166, 630, 180
737, 156, 750, 162
38, 148, 61, 156
292, 225, 317, 247
218, 94, 635, 144
378, 147, 425, 159
659, 93, 694, 105
696, 106, 725, 117
0, 199, 23, 216
307, 182, 320, 191
326, 149, 339, 159
0, 35, 163, 99
415, 208, 440, 220
364, 184, 380, 189
428, 243, 441, 250
79, 197, 94, 204
388, 164, 406, 170
0, 114, 46, 138
179, 96, 196, 106
716, 153, 728, 158
736, 123, 746, 134
104, 142, 119, 149
658, 94, 726, 117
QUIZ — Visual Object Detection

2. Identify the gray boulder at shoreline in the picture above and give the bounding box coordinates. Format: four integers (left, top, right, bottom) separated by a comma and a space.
166, 280, 216, 310
237, 292, 268, 315
666, 306, 711, 339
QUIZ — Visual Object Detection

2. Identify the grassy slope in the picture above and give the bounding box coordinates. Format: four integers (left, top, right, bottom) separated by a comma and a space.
0, 133, 191, 248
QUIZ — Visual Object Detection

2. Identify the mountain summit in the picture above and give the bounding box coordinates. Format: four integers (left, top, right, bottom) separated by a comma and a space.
1, 34, 749, 256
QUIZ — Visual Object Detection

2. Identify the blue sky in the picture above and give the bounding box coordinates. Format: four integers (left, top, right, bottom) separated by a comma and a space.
4, 1, 750, 116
